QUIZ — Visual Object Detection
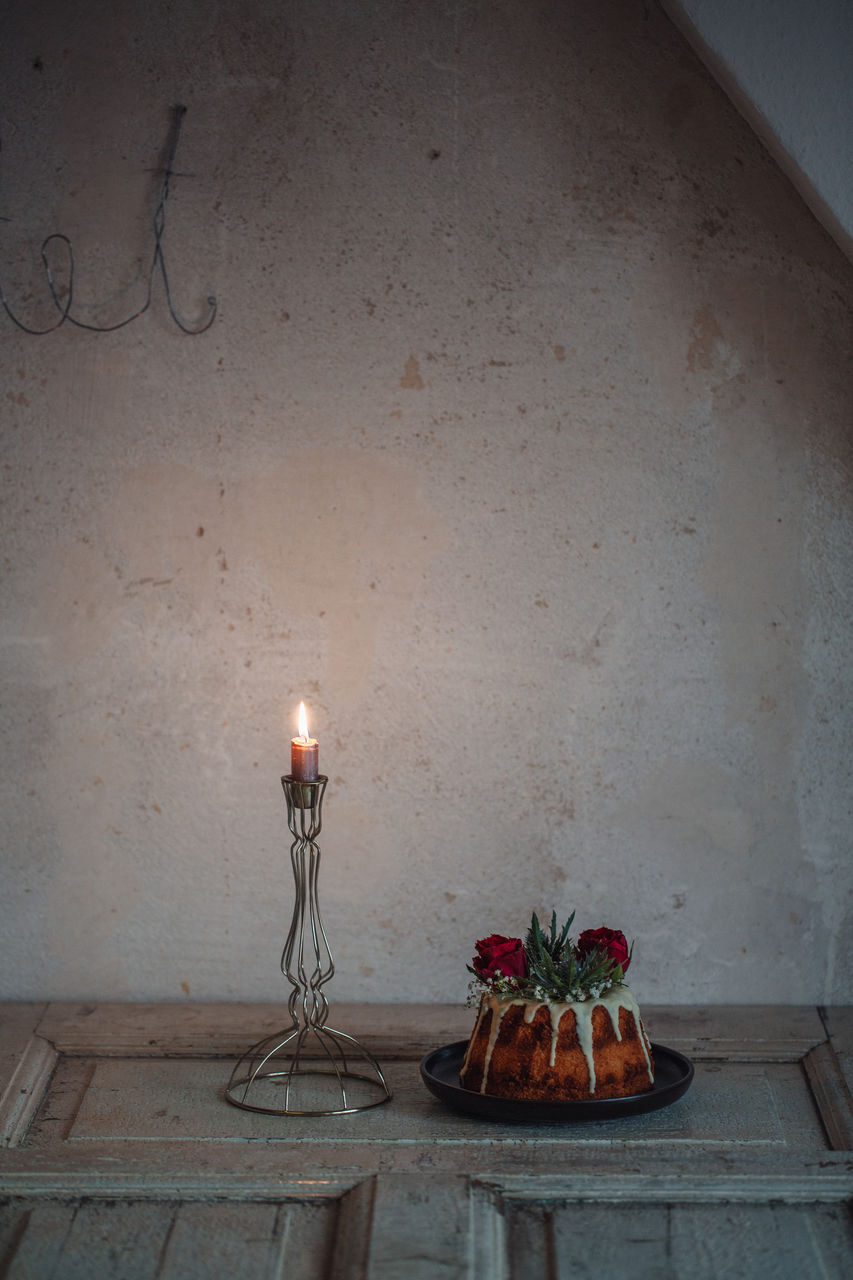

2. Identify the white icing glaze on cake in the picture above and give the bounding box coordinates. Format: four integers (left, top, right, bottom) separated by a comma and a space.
461, 984, 653, 1096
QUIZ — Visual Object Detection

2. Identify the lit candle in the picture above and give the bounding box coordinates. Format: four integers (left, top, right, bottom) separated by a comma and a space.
291, 700, 319, 781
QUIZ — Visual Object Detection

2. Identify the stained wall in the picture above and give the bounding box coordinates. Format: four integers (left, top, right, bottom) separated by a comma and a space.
1, 0, 851, 1004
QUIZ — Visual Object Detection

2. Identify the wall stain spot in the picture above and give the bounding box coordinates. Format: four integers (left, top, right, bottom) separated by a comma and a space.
400, 353, 424, 390
686, 306, 723, 372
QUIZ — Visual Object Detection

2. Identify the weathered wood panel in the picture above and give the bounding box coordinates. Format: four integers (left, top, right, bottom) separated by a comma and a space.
2, 1187, 850, 1280
157, 1200, 338, 1280
500, 1200, 853, 1280
0, 1008, 46, 1087
803, 1041, 853, 1151
365, 1175, 470, 1280
0, 1002, 849, 1279
23, 1057, 825, 1154
0, 1196, 343, 1280
0, 1037, 57, 1150
33, 1002, 827, 1062
0, 1199, 80, 1280
822, 1007, 853, 1096
33, 1002, 474, 1061
0, 1007, 51, 1150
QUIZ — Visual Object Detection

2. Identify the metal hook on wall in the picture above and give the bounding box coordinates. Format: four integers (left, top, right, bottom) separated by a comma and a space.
0, 104, 217, 335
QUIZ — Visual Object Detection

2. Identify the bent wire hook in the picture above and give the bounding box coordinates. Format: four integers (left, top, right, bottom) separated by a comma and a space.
0, 104, 217, 335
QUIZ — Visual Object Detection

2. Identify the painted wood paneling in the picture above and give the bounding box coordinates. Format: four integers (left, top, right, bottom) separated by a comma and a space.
0, 1002, 850, 1278
0, 1198, 343, 1280
33, 1002, 827, 1061
501, 1200, 853, 1280
41, 1058, 825, 1150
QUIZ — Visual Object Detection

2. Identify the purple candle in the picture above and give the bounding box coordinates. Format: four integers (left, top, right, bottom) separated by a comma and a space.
291, 701, 319, 780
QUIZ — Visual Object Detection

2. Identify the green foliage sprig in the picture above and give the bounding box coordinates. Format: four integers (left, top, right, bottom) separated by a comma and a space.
468, 910, 633, 1004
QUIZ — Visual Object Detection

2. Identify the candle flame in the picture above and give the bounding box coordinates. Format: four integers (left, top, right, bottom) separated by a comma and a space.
297, 700, 309, 742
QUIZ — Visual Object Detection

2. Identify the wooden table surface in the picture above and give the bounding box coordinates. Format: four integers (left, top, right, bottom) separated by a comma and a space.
1, 1001, 851, 1278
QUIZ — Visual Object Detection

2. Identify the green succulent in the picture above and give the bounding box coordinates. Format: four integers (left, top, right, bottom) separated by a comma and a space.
524, 911, 626, 1001
468, 910, 631, 1004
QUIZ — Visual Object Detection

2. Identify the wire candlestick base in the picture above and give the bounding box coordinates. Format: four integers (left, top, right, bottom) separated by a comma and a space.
225, 775, 392, 1116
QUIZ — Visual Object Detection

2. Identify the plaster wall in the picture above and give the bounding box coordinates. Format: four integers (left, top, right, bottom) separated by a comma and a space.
1, 0, 851, 1005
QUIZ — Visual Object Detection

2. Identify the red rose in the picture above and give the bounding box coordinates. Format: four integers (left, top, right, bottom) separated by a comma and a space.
577, 926, 630, 974
472, 934, 527, 982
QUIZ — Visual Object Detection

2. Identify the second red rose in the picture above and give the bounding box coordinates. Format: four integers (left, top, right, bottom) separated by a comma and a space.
577, 926, 631, 973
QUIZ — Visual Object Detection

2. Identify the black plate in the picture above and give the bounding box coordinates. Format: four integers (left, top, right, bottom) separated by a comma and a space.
419, 1041, 693, 1124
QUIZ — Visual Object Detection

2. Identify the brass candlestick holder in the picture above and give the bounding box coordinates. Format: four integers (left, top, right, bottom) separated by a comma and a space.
225, 775, 392, 1116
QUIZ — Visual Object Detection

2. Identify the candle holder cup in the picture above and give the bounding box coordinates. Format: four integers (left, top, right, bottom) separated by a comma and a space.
225, 775, 392, 1116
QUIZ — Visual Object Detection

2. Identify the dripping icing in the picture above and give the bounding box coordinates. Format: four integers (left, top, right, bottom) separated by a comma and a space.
472, 985, 653, 1096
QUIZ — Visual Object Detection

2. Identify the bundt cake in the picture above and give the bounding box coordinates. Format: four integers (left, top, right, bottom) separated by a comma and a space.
460, 911, 654, 1101
459, 986, 653, 1100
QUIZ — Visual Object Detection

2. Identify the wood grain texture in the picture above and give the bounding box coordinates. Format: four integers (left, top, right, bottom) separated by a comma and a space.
475, 1167, 853, 1205
500, 1200, 853, 1280
53, 1058, 822, 1148
32, 1002, 828, 1061
0, 1036, 57, 1149
328, 1178, 377, 1280
34, 1001, 473, 1059
822, 1006, 853, 1094
365, 1175, 470, 1280
0, 1007, 48, 1101
802, 1040, 853, 1152
0, 1006, 46, 1055
0, 1197, 343, 1280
